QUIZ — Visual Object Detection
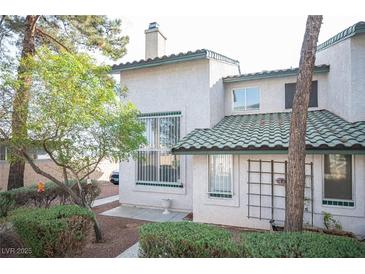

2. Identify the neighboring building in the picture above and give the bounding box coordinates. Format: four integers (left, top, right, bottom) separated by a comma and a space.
113, 22, 365, 236
0, 145, 118, 190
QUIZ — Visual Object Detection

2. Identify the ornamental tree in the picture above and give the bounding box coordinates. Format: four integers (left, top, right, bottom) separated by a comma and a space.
0, 48, 146, 241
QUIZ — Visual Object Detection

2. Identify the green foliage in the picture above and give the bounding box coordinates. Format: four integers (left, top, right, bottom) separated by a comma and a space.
139, 222, 242, 258
20, 47, 146, 175
139, 222, 365, 258
0, 191, 16, 217
323, 211, 343, 230
0, 181, 100, 217
241, 231, 365, 258
1, 15, 128, 61
10, 205, 94, 257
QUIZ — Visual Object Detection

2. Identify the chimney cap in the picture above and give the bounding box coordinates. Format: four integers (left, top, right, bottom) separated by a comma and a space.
148, 22, 159, 30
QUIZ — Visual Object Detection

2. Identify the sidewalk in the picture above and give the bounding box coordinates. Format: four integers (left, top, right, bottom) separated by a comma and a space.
92, 195, 119, 207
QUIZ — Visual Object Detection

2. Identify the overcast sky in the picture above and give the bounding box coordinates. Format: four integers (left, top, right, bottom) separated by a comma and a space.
106, 16, 364, 73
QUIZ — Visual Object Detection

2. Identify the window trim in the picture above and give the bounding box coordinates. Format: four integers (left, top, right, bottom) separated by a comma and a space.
136, 112, 182, 188
207, 154, 234, 199
231, 87, 260, 113
322, 154, 355, 208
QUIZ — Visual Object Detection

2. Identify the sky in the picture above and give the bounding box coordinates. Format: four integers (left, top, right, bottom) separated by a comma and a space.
106, 16, 364, 73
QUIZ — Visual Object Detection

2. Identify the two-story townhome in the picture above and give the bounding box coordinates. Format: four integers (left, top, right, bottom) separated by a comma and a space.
113, 21, 365, 236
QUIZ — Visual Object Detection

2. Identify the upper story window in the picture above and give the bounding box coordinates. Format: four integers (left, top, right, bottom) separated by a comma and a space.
232, 87, 260, 112
285, 81, 318, 109
323, 154, 353, 207
136, 112, 182, 188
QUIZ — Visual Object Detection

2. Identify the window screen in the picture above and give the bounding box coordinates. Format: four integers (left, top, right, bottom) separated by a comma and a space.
285, 81, 318, 109
324, 154, 352, 201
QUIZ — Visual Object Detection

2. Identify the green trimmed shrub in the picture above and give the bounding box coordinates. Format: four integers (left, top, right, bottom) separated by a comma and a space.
0, 191, 16, 217
139, 222, 365, 258
0, 180, 100, 217
10, 205, 94, 257
241, 231, 365, 258
139, 222, 242, 258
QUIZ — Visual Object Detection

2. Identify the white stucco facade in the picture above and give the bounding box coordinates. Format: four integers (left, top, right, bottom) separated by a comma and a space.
224, 73, 328, 116
192, 154, 365, 236
316, 33, 365, 122
116, 22, 365, 236
118, 58, 239, 211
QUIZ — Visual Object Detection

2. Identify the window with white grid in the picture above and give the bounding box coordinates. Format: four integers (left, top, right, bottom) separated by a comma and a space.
208, 154, 233, 198
136, 112, 181, 187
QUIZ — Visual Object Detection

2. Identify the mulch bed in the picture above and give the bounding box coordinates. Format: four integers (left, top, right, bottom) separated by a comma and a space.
77, 201, 149, 258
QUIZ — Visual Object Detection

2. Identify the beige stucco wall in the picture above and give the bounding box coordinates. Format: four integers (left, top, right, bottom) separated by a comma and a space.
209, 59, 240, 127
0, 159, 118, 191
118, 59, 210, 211
315, 33, 365, 122
223, 73, 329, 116
118, 58, 240, 211
192, 154, 365, 236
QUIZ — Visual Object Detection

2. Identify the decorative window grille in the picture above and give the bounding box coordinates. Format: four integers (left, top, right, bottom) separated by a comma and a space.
208, 154, 233, 198
136, 112, 182, 187
0, 145, 7, 161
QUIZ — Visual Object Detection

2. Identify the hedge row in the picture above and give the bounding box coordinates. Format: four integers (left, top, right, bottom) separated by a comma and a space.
139, 222, 365, 258
9, 205, 94, 257
139, 221, 242, 257
0, 180, 100, 217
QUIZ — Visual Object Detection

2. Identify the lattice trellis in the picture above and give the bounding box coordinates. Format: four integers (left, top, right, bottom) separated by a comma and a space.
247, 159, 314, 226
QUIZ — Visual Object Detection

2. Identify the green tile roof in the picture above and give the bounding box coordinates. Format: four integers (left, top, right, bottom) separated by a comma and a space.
111, 49, 239, 73
172, 110, 365, 154
223, 65, 329, 83
317, 21, 365, 52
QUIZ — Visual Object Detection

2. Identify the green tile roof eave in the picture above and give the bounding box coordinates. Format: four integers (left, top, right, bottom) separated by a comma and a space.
223, 65, 330, 83
172, 148, 365, 155
111, 49, 240, 74
317, 21, 365, 52
172, 110, 365, 154
111, 52, 207, 73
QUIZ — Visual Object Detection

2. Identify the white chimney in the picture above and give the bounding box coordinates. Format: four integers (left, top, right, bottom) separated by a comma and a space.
145, 22, 167, 59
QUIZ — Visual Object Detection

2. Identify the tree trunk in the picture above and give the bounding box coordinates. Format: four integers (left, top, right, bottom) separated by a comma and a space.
7, 15, 39, 190
21, 149, 103, 242
285, 15, 323, 232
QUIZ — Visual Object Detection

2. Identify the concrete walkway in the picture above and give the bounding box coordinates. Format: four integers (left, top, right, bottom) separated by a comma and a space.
117, 242, 140, 258
101, 205, 188, 222
102, 205, 188, 258
92, 195, 119, 207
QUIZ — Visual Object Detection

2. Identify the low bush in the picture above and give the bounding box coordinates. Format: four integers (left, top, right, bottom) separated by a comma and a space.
139, 221, 242, 258
241, 231, 365, 258
0, 180, 100, 217
139, 222, 365, 258
10, 205, 94, 257
0, 191, 16, 217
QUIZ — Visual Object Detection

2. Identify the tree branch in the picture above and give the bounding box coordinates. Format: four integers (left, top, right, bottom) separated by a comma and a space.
35, 27, 69, 51
20, 148, 83, 205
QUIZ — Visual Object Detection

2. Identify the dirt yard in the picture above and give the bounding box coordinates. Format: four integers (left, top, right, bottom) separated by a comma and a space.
78, 201, 148, 258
